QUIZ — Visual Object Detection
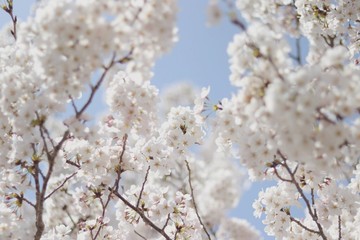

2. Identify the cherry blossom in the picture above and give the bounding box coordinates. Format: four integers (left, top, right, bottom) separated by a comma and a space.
1, 0, 360, 239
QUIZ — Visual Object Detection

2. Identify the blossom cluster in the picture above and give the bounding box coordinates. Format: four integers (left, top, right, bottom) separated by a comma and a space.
2, 0, 360, 239
208, 0, 360, 239
0, 0, 256, 239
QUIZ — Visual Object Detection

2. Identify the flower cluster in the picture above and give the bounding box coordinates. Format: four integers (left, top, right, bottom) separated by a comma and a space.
4, 0, 360, 239
106, 71, 159, 136
0, 0, 250, 237
209, 0, 360, 239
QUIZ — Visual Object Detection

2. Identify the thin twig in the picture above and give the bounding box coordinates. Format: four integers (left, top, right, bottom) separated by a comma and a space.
69, 94, 79, 115
42, 126, 55, 149
316, 108, 337, 124
76, 54, 116, 119
230, 17, 246, 31
93, 193, 113, 240
281, 160, 328, 240
273, 167, 292, 183
136, 166, 151, 208
22, 197, 35, 208
310, 188, 316, 206
37, 115, 51, 161
230, 14, 289, 84
93, 181, 119, 239
162, 214, 171, 231
44, 172, 77, 200
34, 129, 70, 240
338, 215, 342, 240
2, 0, 17, 40
65, 160, 80, 168
112, 190, 172, 240
75, 50, 133, 119
93, 134, 128, 239
64, 206, 77, 230
31, 33, 132, 240
33, 161, 44, 240
134, 230, 147, 240
290, 217, 319, 234
131, 0, 148, 25
114, 134, 128, 192
38, 167, 45, 180
185, 160, 212, 240
295, 37, 302, 65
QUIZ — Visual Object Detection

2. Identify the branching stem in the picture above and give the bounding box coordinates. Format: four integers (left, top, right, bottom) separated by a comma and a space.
185, 160, 212, 240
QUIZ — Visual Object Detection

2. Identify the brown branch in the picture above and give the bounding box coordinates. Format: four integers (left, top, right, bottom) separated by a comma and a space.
37, 115, 51, 160
228, 14, 287, 83
42, 126, 55, 149
34, 159, 45, 240
64, 207, 77, 230
22, 196, 35, 208
131, 0, 148, 25
31, 27, 131, 240
114, 134, 128, 192
268, 56, 286, 81
66, 160, 80, 168
338, 215, 342, 240
174, 228, 180, 240
162, 214, 171, 231
75, 50, 133, 119
290, 8, 302, 66
69, 94, 79, 115
230, 17, 246, 31
289, 43, 303, 63
321, 34, 336, 48
311, 189, 316, 207
295, 37, 302, 65
134, 230, 147, 240
44, 172, 77, 200
2, 0, 17, 40
112, 190, 172, 240
34, 129, 70, 240
316, 108, 337, 124
76, 54, 116, 119
273, 167, 292, 182
282, 160, 328, 240
136, 166, 151, 208
185, 160, 212, 240
93, 134, 128, 239
38, 165, 45, 180
277, 150, 287, 161
30, 22, 133, 240
290, 217, 319, 234
93, 193, 113, 240
90, 229, 95, 240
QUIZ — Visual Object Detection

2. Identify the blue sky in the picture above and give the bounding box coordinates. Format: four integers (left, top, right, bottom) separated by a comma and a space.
0, 0, 274, 238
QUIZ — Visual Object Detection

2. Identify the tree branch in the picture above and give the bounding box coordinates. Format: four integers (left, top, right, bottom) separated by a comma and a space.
114, 134, 128, 192
281, 159, 328, 240
44, 172, 77, 200
136, 166, 151, 208
290, 216, 319, 234
162, 214, 171, 231
273, 167, 292, 183
134, 230, 147, 240
93, 134, 128, 239
22, 196, 35, 208
76, 54, 116, 119
2, 0, 17, 40
112, 190, 172, 240
338, 215, 342, 240
185, 160, 212, 240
